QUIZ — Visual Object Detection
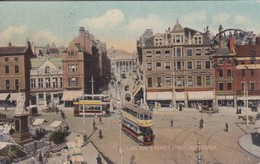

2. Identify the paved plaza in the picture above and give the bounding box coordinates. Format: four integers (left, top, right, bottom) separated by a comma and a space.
1, 105, 260, 164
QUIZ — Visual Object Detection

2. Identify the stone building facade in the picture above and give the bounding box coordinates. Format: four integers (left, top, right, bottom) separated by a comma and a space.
138, 20, 213, 108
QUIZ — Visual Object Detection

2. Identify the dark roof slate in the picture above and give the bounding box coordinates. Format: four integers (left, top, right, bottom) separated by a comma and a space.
0, 46, 27, 55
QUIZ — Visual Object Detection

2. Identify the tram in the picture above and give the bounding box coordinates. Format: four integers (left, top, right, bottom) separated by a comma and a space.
73, 94, 110, 117
121, 103, 155, 145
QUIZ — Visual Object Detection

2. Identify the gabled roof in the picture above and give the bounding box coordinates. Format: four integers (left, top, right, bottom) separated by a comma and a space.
0, 46, 27, 55
31, 57, 62, 69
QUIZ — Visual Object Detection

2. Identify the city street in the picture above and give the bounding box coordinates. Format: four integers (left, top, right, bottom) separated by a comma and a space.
2, 106, 260, 164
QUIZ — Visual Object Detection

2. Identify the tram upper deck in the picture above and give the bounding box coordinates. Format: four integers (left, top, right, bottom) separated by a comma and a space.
121, 103, 152, 127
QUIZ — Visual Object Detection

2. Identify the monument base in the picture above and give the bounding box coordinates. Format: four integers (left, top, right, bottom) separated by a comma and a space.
12, 132, 33, 145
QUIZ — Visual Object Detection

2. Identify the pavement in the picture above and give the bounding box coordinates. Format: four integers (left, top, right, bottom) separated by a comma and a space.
239, 133, 260, 158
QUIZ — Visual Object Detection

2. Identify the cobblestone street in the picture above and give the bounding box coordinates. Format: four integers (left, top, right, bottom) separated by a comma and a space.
3, 106, 260, 164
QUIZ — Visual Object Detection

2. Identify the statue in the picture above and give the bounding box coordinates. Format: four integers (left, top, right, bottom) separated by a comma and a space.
15, 93, 27, 115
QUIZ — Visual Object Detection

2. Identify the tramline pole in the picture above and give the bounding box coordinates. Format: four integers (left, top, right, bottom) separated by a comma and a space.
118, 82, 124, 164
83, 103, 86, 136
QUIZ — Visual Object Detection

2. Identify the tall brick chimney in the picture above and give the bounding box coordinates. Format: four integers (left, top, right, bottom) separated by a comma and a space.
228, 36, 236, 54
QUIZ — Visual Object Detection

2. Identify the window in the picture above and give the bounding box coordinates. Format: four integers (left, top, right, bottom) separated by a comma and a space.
176, 48, 181, 57
53, 78, 58, 88
45, 78, 51, 88
205, 61, 211, 69
187, 49, 192, 56
218, 59, 223, 65
15, 65, 19, 73
227, 69, 232, 77
227, 83, 232, 90
165, 62, 170, 70
156, 62, 161, 70
176, 77, 183, 86
187, 76, 193, 86
205, 49, 210, 55
176, 35, 180, 43
241, 82, 246, 90
70, 77, 78, 86
195, 49, 201, 56
165, 77, 171, 86
5, 66, 9, 74
147, 63, 152, 71
15, 79, 19, 90
187, 61, 192, 69
38, 78, 43, 89
177, 61, 181, 70
196, 61, 201, 69
157, 77, 162, 87
219, 83, 224, 91
165, 50, 170, 57
156, 51, 161, 58
45, 66, 50, 74
69, 64, 77, 72
146, 51, 152, 58
197, 76, 202, 86
250, 82, 255, 90
5, 57, 9, 62
31, 78, 36, 89
219, 69, 223, 77
206, 76, 211, 86
148, 77, 153, 87
227, 59, 231, 64
242, 69, 245, 77
251, 70, 254, 77
6, 80, 10, 90
14, 57, 18, 61
60, 77, 63, 88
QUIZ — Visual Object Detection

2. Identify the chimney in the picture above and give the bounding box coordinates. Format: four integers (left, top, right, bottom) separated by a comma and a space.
79, 27, 85, 35
219, 25, 224, 48
26, 39, 31, 48
228, 36, 236, 54
8, 41, 11, 47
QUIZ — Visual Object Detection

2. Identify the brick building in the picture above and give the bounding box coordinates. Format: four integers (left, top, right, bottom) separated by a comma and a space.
0, 41, 35, 106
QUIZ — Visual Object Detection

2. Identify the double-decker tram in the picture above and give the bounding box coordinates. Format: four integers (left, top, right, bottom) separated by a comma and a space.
121, 103, 155, 146
73, 94, 110, 117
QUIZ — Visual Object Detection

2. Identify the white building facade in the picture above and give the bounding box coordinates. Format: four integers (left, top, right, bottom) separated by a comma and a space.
30, 58, 63, 105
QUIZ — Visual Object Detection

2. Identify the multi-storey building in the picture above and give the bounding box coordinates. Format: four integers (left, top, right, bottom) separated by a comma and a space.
62, 27, 110, 106
234, 40, 260, 107
0, 41, 35, 107
138, 20, 213, 108
30, 58, 63, 105
32, 42, 66, 58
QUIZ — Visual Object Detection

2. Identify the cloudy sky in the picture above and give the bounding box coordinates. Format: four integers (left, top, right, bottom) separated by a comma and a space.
0, 1, 260, 52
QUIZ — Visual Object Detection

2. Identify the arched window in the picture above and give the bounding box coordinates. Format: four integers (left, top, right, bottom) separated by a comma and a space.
70, 77, 77, 86
45, 66, 50, 74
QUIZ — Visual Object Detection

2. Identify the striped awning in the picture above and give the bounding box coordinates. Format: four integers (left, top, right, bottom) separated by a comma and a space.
9, 93, 22, 101
188, 91, 214, 101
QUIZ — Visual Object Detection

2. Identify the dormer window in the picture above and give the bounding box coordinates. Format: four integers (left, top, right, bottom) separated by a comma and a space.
45, 66, 50, 74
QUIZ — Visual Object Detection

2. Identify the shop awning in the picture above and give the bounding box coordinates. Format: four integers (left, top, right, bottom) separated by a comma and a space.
188, 91, 214, 101
0, 93, 9, 101
9, 93, 22, 101
50, 120, 62, 128
62, 91, 83, 101
217, 95, 234, 100
175, 92, 185, 101
32, 119, 45, 126
147, 92, 172, 100
237, 96, 260, 100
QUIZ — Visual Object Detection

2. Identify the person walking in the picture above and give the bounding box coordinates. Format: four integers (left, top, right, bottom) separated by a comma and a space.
99, 116, 103, 124
225, 123, 228, 132
170, 118, 173, 127
93, 120, 96, 131
199, 118, 204, 129
96, 154, 102, 164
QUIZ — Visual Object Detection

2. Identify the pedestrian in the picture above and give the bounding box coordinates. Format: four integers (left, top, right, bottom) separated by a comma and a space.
4, 104, 8, 111
199, 118, 204, 129
225, 123, 228, 132
99, 129, 103, 139
93, 120, 96, 130
170, 119, 173, 127
99, 116, 103, 124
38, 151, 43, 164
96, 154, 102, 164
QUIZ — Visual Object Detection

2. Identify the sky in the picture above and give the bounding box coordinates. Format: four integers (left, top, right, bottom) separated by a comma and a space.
0, 1, 260, 53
